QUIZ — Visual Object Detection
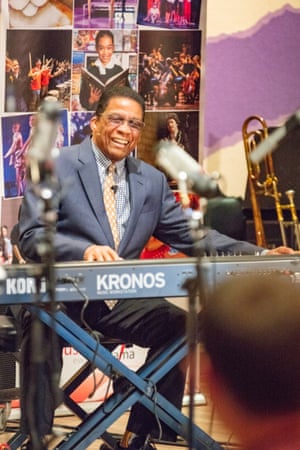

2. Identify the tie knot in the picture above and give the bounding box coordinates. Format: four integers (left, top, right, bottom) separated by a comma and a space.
108, 163, 116, 175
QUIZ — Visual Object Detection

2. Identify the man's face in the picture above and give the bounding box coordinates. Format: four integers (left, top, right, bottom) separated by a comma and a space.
91, 96, 144, 162
12, 60, 20, 74
167, 118, 178, 132
96, 35, 114, 66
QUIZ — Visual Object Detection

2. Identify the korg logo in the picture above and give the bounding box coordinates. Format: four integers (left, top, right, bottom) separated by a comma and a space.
97, 271, 165, 293
6, 277, 46, 295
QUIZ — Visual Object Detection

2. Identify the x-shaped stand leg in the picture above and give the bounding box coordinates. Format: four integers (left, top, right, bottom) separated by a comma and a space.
10, 305, 223, 450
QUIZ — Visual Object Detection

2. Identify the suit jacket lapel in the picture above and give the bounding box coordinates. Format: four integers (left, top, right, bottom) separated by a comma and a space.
75, 140, 147, 250
118, 157, 146, 254
77, 138, 113, 244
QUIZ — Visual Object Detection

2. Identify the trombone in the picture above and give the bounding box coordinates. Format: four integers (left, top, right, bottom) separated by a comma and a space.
242, 115, 300, 249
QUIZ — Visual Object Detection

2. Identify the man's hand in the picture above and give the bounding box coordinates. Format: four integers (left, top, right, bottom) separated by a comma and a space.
265, 246, 296, 255
83, 244, 122, 262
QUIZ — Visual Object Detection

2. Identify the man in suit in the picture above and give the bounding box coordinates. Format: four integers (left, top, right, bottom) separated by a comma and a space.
19, 86, 295, 450
201, 274, 300, 450
5, 58, 28, 112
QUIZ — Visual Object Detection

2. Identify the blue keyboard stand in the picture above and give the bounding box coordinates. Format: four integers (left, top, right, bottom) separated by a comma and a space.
8, 304, 223, 450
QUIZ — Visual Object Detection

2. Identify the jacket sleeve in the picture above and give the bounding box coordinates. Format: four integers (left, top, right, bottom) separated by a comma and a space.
19, 180, 90, 262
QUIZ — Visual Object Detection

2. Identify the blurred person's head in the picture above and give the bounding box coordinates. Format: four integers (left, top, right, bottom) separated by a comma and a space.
201, 274, 300, 447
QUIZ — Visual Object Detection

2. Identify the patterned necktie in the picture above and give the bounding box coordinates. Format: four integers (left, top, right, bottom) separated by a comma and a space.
103, 163, 119, 310
103, 163, 119, 249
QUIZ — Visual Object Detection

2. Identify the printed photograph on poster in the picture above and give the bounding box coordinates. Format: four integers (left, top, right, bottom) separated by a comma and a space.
1, 111, 69, 199
139, 29, 201, 110
136, 110, 200, 260
70, 111, 94, 144
72, 29, 138, 111
5, 29, 72, 113
137, 0, 201, 29
7, 0, 73, 28
137, 110, 199, 167
73, 0, 137, 29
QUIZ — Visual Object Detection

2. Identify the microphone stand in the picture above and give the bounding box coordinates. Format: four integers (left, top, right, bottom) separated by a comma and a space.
177, 173, 209, 450
25, 101, 62, 449
27, 167, 61, 450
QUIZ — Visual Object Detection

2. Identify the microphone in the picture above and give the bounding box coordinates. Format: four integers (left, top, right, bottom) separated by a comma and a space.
250, 108, 300, 164
28, 99, 62, 184
111, 185, 118, 193
155, 141, 219, 198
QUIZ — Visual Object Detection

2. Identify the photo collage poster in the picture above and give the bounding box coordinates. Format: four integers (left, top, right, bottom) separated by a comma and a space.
1, 0, 203, 208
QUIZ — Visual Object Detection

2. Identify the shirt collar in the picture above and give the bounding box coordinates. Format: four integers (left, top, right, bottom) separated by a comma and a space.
94, 57, 115, 74
91, 139, 125, 174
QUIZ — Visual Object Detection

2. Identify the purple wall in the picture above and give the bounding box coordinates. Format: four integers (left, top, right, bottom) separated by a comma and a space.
204, 6, 300, 155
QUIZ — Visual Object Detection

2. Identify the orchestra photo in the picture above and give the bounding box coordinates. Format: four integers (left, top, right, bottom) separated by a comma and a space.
139, 30, 201, 109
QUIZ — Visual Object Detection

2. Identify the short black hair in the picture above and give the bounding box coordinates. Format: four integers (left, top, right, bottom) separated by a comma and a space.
166, 113, 180, 125
95, 30, 114, 48
95, 86, 145, 118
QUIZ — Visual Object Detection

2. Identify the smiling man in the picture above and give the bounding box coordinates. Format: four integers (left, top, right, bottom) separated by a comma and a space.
19, 86, 296, 449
